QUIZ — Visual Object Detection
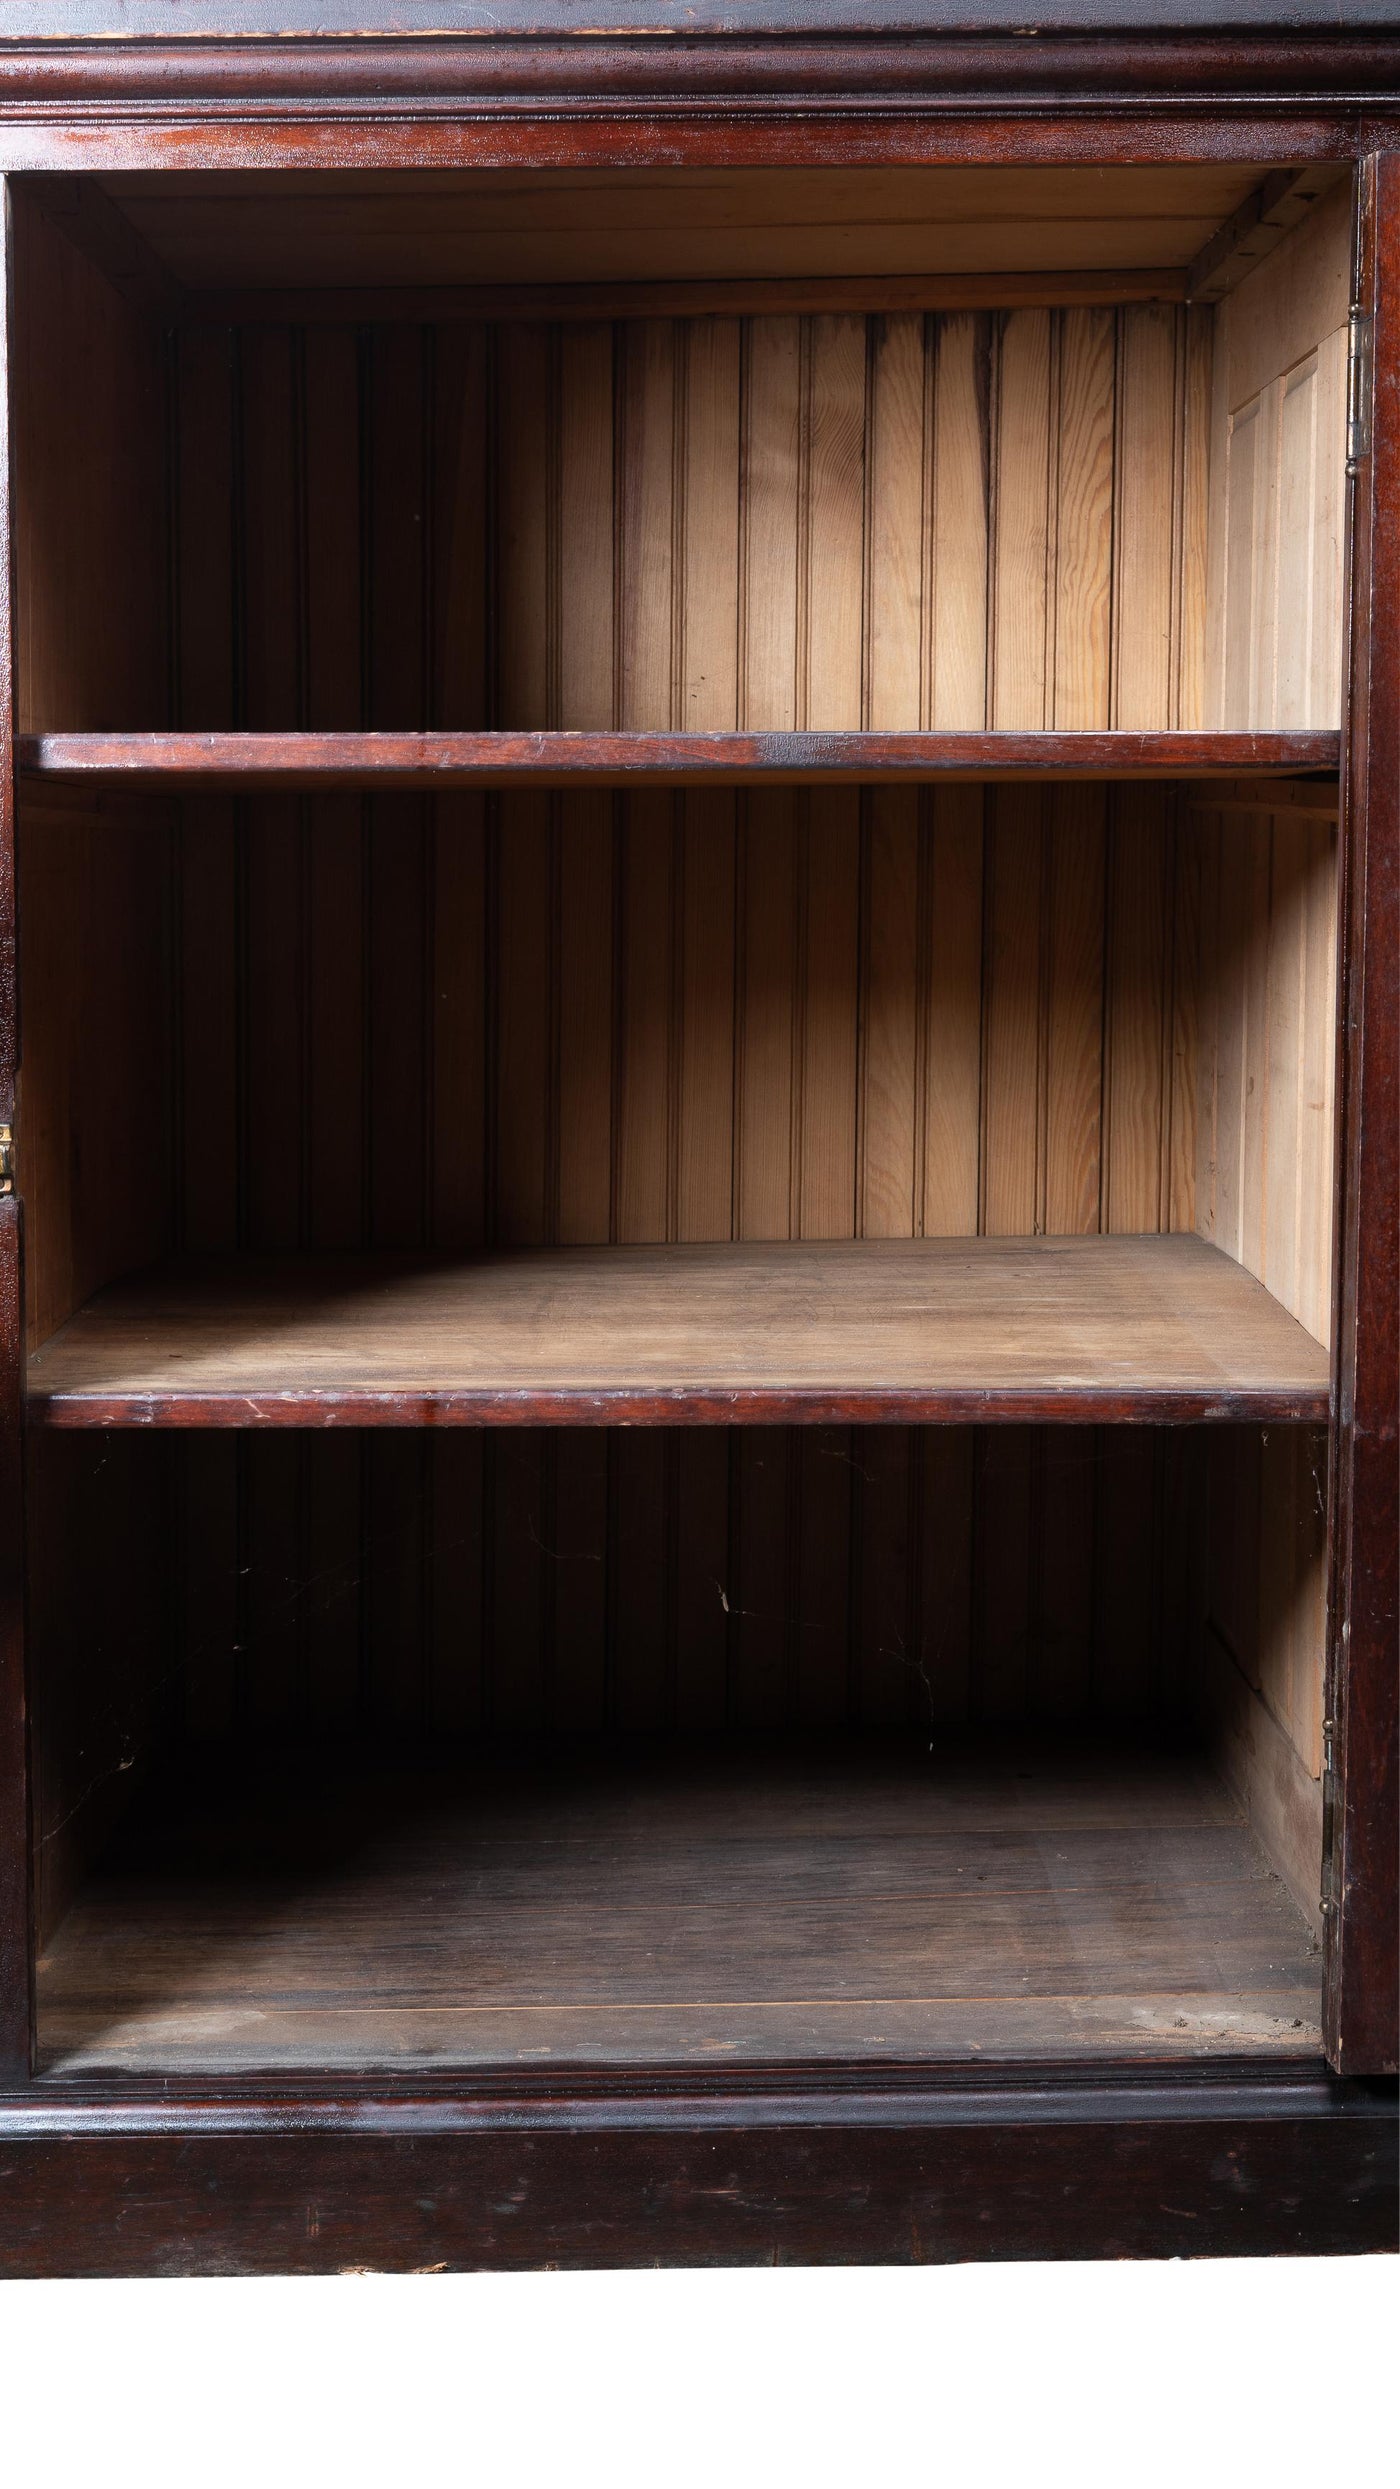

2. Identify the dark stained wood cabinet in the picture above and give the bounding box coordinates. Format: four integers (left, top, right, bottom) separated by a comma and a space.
0, 6, 1394, 2273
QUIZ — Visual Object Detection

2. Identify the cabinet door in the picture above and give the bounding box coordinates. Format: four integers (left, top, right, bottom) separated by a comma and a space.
0, 176, 33, 2085
1326, 151, 1400, 2077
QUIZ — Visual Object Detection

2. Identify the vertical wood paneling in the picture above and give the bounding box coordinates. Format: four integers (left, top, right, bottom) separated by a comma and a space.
1112, 306, 1180, 730
672, 1432, 730, 1729
797, 791, 860, 1239
803, 313, 866, 729
990, 311, 1052, 730
427, 1433, 484, 1735
981, 789, 1044, 1235
430, 795, 487, 1251
854, 1429, 917, 1723
554, 791, 614, 1244
1194, 795, 1338, 1347
1051, 309, 1115, 729
793, 1430, 853, 1724
922, 786, 985, 1234
866, 314, 926, 731
1043, 785, 1106, 1235
432, 323, 491, 731
930, 313, 990, 728
1206, 189, 1349, 729
1036, 1429, 1097, 1715
167, 304, 1213, 751
739, 317, 801, 729
556, 323, 616, 728
619, 319, 677, 729
495, 324, 550, 728
615, 794, 676, 1241
859, 789, 919, 1238
731, 1431, 794, 1728
676, 793, 736, 1241
735, 792, 798, 1238
492, 798, 551, 1246
681, 320, 741, 730
1103, 787, 1171, 1233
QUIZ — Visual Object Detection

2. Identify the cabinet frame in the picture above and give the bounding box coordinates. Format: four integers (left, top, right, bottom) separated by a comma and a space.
0, 18, 1394, 2269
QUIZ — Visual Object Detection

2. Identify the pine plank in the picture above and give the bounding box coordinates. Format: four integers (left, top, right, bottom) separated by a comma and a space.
859, 788, 920, 1239
739, 317, 800, 730
1051, 308, 1115, 729
798, 790, 860, 1239
619, 319, 677, 730
866, 313, 926, 732
615, 793, 676, 1243
1044, 784, 1107, 1235
681, 319, 741, 731
676, 794, 737, 1242
1112, 306, 1181, 729
554, 791, 615, 1246
735, 792, 798, 1240
981, 788, 1044, 1237
557, 323, 616, 729
930, 312, 990, 729
921, 785, 985, 1236
990, 311, 1051, 730
803, 312, 866, 729
1103, 787, 1170, 1233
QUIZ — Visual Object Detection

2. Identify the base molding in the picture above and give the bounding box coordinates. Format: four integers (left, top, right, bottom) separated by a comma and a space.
1, 2065, 1394, 2275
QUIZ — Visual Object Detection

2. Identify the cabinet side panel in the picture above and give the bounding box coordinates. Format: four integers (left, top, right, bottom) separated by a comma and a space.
1193, 790, 1338, 1350
1205, 181, 1351, 729
9, 189, 166, 735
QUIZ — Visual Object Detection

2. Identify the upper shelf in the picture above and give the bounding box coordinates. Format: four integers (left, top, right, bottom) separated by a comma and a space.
16, 730, 1341, 793
26, 1236, 1330, 1429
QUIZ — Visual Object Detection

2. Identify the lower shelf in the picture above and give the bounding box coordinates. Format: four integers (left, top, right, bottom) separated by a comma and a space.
37, 1738, 1322, 2078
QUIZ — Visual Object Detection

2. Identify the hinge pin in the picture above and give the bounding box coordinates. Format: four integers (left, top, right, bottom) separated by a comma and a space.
0, 1125, 12, 1196
1347, 304, 1374, 474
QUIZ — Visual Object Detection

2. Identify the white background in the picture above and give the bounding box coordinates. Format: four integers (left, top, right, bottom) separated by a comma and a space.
1, 2257, 1394, 2486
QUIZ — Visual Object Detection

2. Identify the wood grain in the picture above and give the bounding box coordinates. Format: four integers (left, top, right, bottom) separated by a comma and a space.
1205, 183, 1350, 731
1194, 794, 1338, 1346
98, 163, 1271, 293
35, 1739, 1321, 2076
66, 300, 1224, 747
26, 1236, 1330, 1427
18, 730, 1340, 786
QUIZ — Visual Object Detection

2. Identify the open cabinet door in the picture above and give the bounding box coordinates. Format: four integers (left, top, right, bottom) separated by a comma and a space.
1326, 151, 1400, 2077
0, 173, 33, 2087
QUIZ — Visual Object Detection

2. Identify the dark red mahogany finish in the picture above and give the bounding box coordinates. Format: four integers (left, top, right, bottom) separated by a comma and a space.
17, 728, 1343, 790
0, 10, 1395, 2272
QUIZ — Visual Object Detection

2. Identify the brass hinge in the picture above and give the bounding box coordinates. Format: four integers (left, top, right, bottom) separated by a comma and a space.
1319, 1712, 1339, 1920
0, 1125, 12, 1197
1347, 306, 1374, 474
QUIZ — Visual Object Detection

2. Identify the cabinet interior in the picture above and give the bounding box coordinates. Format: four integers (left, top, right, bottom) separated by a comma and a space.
10, 165, 1347, 2079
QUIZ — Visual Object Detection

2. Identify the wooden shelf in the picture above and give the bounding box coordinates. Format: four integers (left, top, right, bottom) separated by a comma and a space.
26, 1236, 1331, 1428
17, 728, 1341, 792
35, 1739, 1322, 2077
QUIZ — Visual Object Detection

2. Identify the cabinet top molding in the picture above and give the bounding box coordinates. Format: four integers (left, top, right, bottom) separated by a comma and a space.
3, 2, 1400, 34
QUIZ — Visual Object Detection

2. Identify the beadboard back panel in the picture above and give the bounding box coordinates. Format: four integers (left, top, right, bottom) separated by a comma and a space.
28, 1417, 1201, 1943
170, 782, 1198, 1265
171, 305, 1210, 738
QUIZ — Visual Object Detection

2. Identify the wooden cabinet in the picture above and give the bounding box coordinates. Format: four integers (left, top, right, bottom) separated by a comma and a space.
0, 8, 1394, 2272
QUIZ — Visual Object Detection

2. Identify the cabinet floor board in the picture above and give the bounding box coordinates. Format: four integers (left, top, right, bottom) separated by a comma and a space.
36, 1739, 1323, 2078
